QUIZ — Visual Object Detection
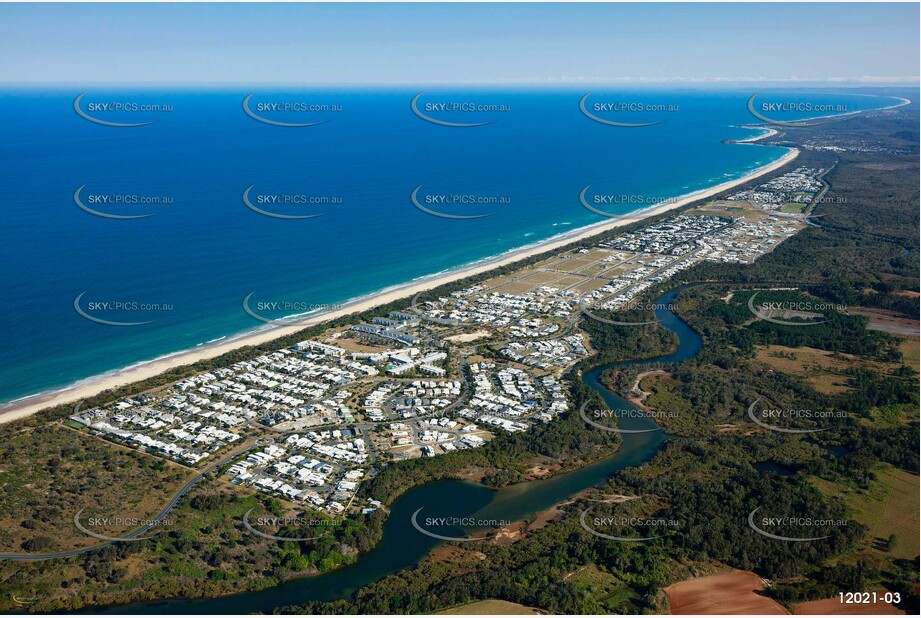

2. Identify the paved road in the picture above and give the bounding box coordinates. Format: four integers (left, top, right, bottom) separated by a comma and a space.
442, 353, 472, 414
0, 442, 257, 562
354, 423, 379, 465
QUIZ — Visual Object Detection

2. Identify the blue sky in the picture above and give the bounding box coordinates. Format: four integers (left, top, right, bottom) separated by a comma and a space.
1, 3, 918, 84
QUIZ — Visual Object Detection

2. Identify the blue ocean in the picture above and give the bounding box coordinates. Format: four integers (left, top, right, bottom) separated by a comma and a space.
0, 88, 900, 404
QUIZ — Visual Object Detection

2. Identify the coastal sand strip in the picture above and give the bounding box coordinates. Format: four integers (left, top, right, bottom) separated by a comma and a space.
0, 147, 798, 424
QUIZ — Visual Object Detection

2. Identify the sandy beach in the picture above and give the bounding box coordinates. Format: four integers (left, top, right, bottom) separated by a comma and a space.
733, 126, 779, 143
0, 145, 799, 424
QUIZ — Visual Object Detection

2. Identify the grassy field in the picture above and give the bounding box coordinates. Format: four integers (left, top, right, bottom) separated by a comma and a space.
564, 564, 637, 614
753, 345, 904, 396
688, 200, 773, 220
874, 466, 920, 560
898, 338, 919, 368
810, 464, 920, 561
468, 246, 639, 300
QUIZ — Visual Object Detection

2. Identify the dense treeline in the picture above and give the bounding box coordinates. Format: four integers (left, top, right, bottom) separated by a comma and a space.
8, 100, 920, 615
281, 106, 920, 616
679, 287, 901, 359
281, 437, 870, 615
579, 308, 678, 363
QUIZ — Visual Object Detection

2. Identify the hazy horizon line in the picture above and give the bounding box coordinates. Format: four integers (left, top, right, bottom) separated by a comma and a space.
2, 79, 918, 88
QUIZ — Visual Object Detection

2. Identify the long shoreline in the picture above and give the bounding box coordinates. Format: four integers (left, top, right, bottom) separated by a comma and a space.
0, 144, 799, 424
732, 126, 779, 143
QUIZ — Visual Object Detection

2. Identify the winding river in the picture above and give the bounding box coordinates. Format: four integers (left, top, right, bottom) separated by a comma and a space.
108, 286, 702, 614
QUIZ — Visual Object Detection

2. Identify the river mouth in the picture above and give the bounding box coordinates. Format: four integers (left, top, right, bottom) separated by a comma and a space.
99, 286, 702, 615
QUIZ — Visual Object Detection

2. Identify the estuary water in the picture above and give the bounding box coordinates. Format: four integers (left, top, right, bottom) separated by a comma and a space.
107, 285, 702, 614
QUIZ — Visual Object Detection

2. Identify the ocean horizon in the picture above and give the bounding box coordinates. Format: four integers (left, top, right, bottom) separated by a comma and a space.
0, 87, 903, 405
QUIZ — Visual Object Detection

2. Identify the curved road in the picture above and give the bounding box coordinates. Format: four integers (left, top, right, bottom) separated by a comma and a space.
0, 442, 257, 562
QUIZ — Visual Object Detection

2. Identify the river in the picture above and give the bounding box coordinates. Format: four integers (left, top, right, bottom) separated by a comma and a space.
106, 286, 702, 614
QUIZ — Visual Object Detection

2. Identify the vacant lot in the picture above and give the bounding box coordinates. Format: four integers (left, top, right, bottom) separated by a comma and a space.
491, 280, 539, 295
572, 278, 610, 294
0, 424, 187, 552
664, 570, 788, 614
516, 270, 563, 286
444, 330, 492, 343
689, 201, 771, 221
